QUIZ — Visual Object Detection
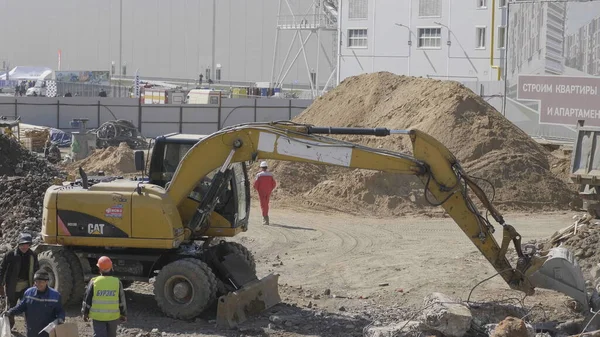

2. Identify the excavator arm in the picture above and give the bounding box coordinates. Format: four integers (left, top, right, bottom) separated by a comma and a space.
167, 121, 594, 316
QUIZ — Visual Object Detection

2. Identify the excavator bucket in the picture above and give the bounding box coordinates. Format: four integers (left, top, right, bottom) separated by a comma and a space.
216, 273, 281, 328
528, 247, 592, 311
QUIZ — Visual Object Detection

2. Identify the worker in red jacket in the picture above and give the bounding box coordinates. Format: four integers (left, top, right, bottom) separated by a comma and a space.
253, 161, 277, 225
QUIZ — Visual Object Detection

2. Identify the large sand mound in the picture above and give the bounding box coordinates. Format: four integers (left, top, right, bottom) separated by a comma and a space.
64, 142, 136, 176
267, 72, 576, 216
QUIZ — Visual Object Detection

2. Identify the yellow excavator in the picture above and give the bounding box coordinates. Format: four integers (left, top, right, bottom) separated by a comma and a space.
36, 121, 598, 327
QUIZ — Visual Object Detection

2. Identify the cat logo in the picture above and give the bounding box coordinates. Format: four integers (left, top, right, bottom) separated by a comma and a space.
88, 223, 105, 235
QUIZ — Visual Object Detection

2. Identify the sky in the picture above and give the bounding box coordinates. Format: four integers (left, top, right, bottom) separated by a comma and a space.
0, 0, 336, 86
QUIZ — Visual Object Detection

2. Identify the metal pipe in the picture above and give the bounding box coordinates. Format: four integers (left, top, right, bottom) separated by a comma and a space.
394, 23, 412, 76
278, 33, 312, 86
276, 31, 301, 84
408, 0, 412, 76
212, 0, 216, 81
270, 0, 283, 87
307, 126, 409, 136
336, 0, 342, 86
119, 0, 123, 97
490, 0, 501, 81
316, 18, 321, 96
503, 1, 510, 116
447, 0, 451, 80
434, 21, 450, 80
371, 0, 376, 73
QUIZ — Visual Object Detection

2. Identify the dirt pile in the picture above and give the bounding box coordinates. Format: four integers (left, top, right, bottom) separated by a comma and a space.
269, 72, 576, 216
65, 142, 137, 175
0, 134, 62, 250
0, 134, 58, 177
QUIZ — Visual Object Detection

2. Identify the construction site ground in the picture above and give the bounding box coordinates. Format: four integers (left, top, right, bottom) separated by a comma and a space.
9, 205, 578, 337
2, 72, 590, 336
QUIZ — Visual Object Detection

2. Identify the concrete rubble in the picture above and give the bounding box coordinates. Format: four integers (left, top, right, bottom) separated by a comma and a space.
363, 293, 554, 337
420, 292, 473, 337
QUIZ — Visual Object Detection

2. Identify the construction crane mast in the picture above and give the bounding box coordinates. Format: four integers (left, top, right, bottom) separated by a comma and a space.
270, 0, 339, 99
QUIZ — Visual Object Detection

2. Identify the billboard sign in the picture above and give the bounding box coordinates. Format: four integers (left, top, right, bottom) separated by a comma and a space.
517, 74, 600, 127
55, 71, 110, 86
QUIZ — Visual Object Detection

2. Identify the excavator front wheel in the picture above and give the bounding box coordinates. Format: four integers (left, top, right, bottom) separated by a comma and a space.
62, 250, 87, 307
38, 249, 74, 305
154, 258, 218, 320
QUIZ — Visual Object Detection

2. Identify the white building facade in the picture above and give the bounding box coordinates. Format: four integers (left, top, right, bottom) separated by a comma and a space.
337, 0, 509, 84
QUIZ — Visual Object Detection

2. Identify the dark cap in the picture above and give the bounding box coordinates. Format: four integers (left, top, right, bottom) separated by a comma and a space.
34, 270, 50, 281
18, 233, 32, 245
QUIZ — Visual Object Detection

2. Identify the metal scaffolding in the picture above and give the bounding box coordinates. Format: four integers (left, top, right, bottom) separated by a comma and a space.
270, 0, 339, 99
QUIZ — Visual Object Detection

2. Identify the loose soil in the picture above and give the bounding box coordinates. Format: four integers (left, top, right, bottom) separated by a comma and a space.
0, 134, 62, 249
7, 208, 580, 337
266, 72, 577, 217
63, 142, 137, 176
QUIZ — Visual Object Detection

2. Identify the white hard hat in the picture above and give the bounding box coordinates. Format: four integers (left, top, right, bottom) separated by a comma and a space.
259, 161, 268, 168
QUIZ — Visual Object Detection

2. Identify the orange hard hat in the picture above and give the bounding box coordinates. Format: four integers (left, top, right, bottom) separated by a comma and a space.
97, 256, 113, 271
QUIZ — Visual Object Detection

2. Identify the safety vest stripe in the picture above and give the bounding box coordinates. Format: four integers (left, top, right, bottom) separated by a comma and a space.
89, 308, 120, 313
25, 296, 58, 302
92, 300, 119, 305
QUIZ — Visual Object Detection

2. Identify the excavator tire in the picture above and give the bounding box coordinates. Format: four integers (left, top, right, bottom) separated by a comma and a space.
38, 250, 74, 305
62, 250, 86, 307
184, 258, 224, 301
211, 242, 257, 295
221, 242, 256, 273
154, 258, 218, 320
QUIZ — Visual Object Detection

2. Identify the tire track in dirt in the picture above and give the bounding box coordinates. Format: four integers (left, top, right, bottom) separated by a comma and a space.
236, 207, 574, 300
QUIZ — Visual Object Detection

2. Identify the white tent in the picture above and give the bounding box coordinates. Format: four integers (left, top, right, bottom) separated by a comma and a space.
0, 66, 53, 81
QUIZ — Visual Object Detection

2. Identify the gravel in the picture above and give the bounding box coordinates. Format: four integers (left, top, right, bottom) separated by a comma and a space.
0, 134, 63, 251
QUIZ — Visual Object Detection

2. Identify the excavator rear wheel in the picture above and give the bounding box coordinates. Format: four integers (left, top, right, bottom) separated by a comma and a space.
154, 258, 218, 320
62, 250, 86, 307
38, 250, 74, 305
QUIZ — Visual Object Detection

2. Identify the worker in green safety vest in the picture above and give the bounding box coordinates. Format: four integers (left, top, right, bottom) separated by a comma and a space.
81, 256, 127, 337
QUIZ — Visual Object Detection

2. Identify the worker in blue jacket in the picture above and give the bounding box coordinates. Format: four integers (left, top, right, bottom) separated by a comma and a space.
4, 270, 65, 337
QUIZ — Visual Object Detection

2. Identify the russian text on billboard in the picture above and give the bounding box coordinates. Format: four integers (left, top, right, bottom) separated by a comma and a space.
517, 75, 600, 127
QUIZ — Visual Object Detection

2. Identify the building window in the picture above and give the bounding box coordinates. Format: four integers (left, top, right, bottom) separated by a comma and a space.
417, 27, 442, 48
476, 26, 486, 49
498, 0, 507, 7
347, 29, 368, 48
419, 0, 441, 17
477, 0, 487, 9
497, 26, 506, 48
348, 0, 368, 19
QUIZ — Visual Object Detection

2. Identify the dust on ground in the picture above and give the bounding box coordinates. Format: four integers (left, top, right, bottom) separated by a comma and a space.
62, 142, 137, 176
265, 72, 576, 217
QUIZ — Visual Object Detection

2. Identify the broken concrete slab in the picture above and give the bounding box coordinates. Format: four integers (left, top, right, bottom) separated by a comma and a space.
420, 292, 472, 337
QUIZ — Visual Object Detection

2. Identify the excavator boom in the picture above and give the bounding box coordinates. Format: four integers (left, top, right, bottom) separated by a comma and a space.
166, 121, 594, 323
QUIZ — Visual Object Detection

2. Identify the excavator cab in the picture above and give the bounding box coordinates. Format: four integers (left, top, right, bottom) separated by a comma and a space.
136, 133, 252, 236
